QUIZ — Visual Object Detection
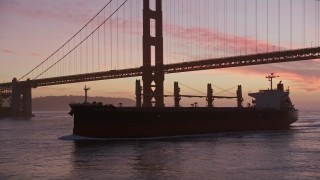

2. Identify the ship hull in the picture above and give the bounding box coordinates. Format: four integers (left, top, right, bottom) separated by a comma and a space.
69, 105, 298, 138
0, 107, 11, 118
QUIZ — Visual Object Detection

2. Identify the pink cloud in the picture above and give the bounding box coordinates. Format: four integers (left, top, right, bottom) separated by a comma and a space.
29, 52, 42, 57
263, 70, 319, 92
162, 23, 279, 55
1, 49, 44, 59
0, 1, 93, 25
1, 49, 20, 56
198, 63, 320, 92
104, 18, 278, 60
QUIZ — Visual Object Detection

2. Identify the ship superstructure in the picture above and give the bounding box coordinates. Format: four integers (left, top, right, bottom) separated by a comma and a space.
249, 73, 294, 109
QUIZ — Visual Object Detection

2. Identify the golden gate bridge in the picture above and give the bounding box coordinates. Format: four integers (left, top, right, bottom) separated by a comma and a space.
0, 0, 319, 116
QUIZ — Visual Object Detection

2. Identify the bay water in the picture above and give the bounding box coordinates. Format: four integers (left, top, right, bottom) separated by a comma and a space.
0, 110, 319, 179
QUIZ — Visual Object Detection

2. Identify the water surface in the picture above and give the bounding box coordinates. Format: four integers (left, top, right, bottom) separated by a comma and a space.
0, 110, 319, 179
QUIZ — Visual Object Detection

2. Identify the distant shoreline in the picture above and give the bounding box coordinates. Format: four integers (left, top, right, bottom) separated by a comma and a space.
32, 96, 135, 111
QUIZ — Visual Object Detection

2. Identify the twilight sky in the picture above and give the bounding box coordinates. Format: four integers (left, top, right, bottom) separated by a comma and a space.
0, 0, 319, 109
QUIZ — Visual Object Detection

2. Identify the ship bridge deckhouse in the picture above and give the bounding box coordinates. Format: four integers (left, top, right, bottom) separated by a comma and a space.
249, 74, 294, 109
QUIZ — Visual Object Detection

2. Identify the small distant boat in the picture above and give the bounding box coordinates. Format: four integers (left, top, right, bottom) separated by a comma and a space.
69, 74, 298, 138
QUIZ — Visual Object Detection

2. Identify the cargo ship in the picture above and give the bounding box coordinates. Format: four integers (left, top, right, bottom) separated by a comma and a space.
69, 74, 298, 138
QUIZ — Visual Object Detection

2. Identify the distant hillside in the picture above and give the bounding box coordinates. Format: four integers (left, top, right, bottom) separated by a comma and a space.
33, 96, 135, 111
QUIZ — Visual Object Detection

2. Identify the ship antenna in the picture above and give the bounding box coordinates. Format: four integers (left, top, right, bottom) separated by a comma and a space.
265, 73, 279, 90
84, 85, 90, 103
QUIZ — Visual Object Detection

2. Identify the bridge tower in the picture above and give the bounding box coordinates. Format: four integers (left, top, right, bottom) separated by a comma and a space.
11, 78, 33, 117
142, 0, 164, 107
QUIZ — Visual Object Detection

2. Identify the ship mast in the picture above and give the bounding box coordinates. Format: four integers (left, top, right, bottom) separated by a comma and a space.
265, 73, 279, 90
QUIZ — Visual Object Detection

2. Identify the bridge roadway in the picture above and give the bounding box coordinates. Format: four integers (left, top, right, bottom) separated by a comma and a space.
0, 47, 319, 89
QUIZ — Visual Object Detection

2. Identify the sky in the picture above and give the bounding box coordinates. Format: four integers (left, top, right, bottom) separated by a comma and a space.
0, 0, 319, 110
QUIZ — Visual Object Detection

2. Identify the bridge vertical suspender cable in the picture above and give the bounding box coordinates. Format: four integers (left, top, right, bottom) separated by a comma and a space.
184, 0, 186, 60
225, 0, 228, 56
130, 0, 132, 68
302, 0, 306, 48
86, 20, 88, 73
235, 0, 237, 55
123, 3, 125, 69
278, 0, 280, 51
74, 32, 77, 74
316, 0, 319, 47
316, 0, 318, 47
92, 20, 94, 72
178, 0, 180, 61
116, 0, 119, 70
110, 3, 113, 70
104, 7, 106, 71
206, 0, 208, 58
256, 0, 258, 53
216, 0, 218, 57
245, 0, 247, 55
290, 0, 292, 49
318, 0, 320, 47
234, 0, 236, 55
80, 24, 82, 73
224, 0, 226, 57
138, 0, 141, 67
198, 0, 200, 59
267, 0, 269, 52
189, 0, 192, 60
169, 0, 172, 64
98, 13, 100, 71
183, 0, 186, 62
177, 0, 179, 62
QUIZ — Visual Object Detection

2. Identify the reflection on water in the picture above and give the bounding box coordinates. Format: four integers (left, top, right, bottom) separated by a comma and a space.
70, 128, 319, 179
0, 111, 320, 179
71, 140, 184, 179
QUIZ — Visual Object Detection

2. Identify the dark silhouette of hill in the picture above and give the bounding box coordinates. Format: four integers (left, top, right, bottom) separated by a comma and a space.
33, 96, 135, 111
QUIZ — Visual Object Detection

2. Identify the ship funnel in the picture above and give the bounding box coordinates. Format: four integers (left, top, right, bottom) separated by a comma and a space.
277, 81, 284, 92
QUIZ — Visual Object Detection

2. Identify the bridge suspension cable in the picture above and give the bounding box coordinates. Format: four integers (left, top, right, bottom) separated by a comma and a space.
19, 0, 114, 81
33, 0, 129, 80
